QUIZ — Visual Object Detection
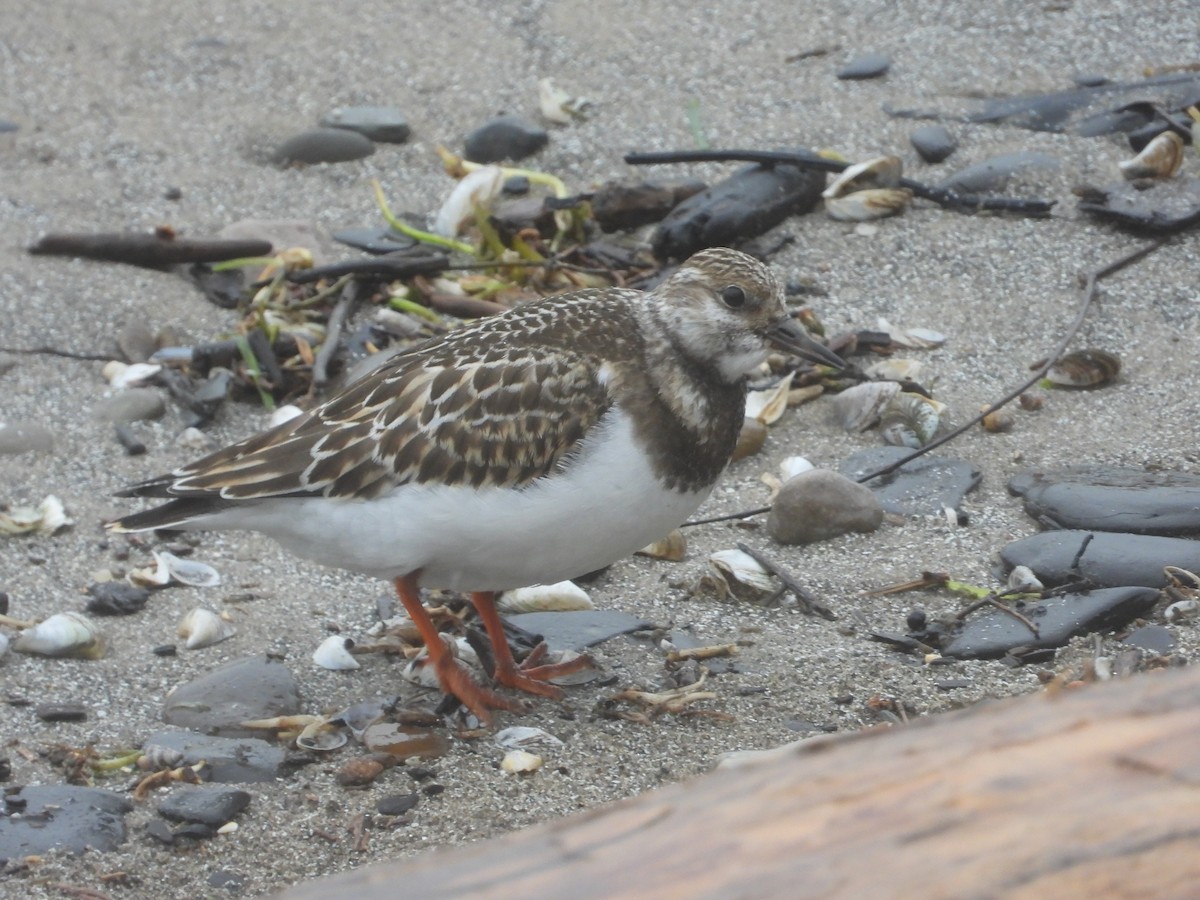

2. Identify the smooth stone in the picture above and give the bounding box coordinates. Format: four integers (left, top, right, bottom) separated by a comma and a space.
463, 115, 548, 163
92, 387, 166, 423
376, 793, 419, 817
158, 786, 251, 828
909, 125, 957, 163
0, 420, 55, 454
162, 655, 302, 737
117, 320, 157, 362
1122, 624, 1176, 655
506, 610, 653, 653
836, 52, 891, 79
999, 530, 1200, 589
36, 702, 88, 722
144, 731, 287, 783
941, 586, 1159, 659
1008, 466, 1200, 536
768, 470, 883, 545
273, 128, 375, 165
208, 870, 248, 892
0, 785, 132, 863
1074, 73, 1112, 88
937, 152, 1060, 194
320, 105, 411, 144
332, 226, 417, 255
840, 447, 982, 517
86, 582, 150, 615
144, 818, 175, 844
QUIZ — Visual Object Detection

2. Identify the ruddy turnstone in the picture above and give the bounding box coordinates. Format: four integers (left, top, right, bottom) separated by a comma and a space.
112, 247, 842, 723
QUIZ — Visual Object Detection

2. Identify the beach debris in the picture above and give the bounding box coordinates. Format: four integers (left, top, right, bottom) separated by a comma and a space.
538, 77, 590, 124
313, 635, 360, 670
1042, 349, 1121, 388
0, 495, 71, 535
13, 612, 105, 659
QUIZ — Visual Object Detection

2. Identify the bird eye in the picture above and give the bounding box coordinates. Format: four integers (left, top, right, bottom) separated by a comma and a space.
721, 285, 746, 308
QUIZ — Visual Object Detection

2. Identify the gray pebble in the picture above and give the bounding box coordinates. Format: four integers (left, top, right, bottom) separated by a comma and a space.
463, 115, 548, 163
320, 105, 411, 143
0, 420, 55, 454
937, 151, 1060, 194
91, 387, 166, 423
143, 731, 286, 783
158, 785, 252, 828
836, 52, 891, 80
163, 655, 302, 737
768, 470, 883, 545
35, 702, 88, 722
117, 320, 157, 363
272, 128, 375, 165
909, 125, 957, 163
0, 785, 132, 863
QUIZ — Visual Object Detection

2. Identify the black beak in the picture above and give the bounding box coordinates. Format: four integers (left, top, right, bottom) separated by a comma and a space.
768, 317, 846, 369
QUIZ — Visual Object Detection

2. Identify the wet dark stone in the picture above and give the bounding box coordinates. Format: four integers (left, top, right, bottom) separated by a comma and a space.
320, 106, 411, 144
906, 607, 927, 631
505, 610, 652, 653
1000, 530, 1200, 589
158, 786, 251, 828
273, 128, 375, 165
591, 178, 708, 232
937, 152, 1060, 194
0, 785, 132, 863
0, 758, 10, 782
152, 644, 178, 657
162, 655, 302, 737
651, 160, 824, 260
502, 175, 531, 194
840, 447, 982, 517
837, 52, 890, 80
463, 115, 548, 163
186, 263, 246, 309
376, 793, 419, 816
941, 586, 1159, 659
144, 818, 175, 844
208, 870, 248, 892
173, 822, 217, 839
1122, 624, 1176, 655
768, 469, 883, 544
35, 702, 88, 722
1009, 466, 1200, 536
114, 423, 147, 455
332, 226, 418, 255
144, 731, 286, 783
86, 582, 150, 616
909, 125, 957, 163
1077, 177, 1200, 234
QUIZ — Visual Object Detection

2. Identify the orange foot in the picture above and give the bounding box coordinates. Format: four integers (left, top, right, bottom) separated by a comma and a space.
493, 640, 596, 698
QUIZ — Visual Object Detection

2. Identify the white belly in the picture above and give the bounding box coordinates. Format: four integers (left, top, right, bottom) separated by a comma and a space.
205, 409, 712, 590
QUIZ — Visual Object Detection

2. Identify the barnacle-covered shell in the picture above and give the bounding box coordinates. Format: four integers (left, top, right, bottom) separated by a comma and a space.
501, 749, 543, 774
879, 393, 943, 448
831, 381, 901, 431
313, 635, 360, 670
433, 165, 505, 237
1044, 349, 1121, 388
178, 608, 236, 650
744, 372, 794, 424
13, 612, 105, 659
497, 581, 593, 614
636, 529, 688, 561
1118, 131, 1184, 180
825, 187, 913, 221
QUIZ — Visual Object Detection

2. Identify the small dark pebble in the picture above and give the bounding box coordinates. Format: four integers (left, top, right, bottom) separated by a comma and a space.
208, 870, 248, 893
36, 702, 88, 722
152, 644, 178, 657
502, 175, 531, 195
934, 679, 973, 691
375, 793, 419, 816
909, 125, 957, 163
158, 786, 251, 828
164, 186, 183, 201
0, 591, 8, 615
836, 52, 890, 80
320, 105, 411, 144
6, 696, 32, 707
1122, 624, 1176, 654
406, 766, 436, 782
145, 819, 175, 845
87, 582, 150, 616
421, 783, 445, 797
0, 757, 11, 782
272, 128, 375, 166
1073, 73, 1112, 88
905, 607, 927, 632
463, 115, 548, 164
114, 424, 147, 455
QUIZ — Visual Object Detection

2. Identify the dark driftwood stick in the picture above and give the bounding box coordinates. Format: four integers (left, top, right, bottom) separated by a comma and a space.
281, 665, 1200, 899
287, 253, 449, 285
27, 232, 272, 267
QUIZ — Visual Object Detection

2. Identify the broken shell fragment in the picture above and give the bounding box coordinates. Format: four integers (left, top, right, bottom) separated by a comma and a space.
832, 381, 901, 432
13, 612, 105, 659
744, 372, 794, 424
1118, 130, 1184, 180
778, 456, 815, 481
129, 550, 221, 588
538, 77, 590, 124
732, 418, 768, 461
702, 549, 776, 603
0, 495, 72, 536
104, 361, 162, 390
296, 718, 349, 752
636, 529, 688, 561
876, 319, 947, 349
313, 635, 360, 670
433, 165, 505, 237
177, 608, 236, 650
501, 749, 543, 775
1044, 349, 1121, 388
863, 358, 925, 382
879, 393, 943, 448
822, 155, 903, 198
269, 404, 304, 427
1006, 565, 1044, 593
497, 580, 593, 614
825, 187, 913, 221
494, 726, 564, 752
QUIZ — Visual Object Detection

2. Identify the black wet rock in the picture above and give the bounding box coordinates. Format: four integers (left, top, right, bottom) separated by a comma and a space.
1000, 530, 1200, 589
376, 793, 419, 816
837, 52, 891, 79
86, 582, 150, 616
114, 423, 147, 455
273, 128, 375, 165
162, 655, 302, 737
0, 758, 10, 782
941, 586, 1159, 659
0, 420, 54, 455
158, 785, 251, 828
143, 731, 286, 783
332, 226, 418, 255
144, 818, 175, 844
463, 115, 548, 163
152, 643, 178, 657
506, 610, 652, 653
840, 447, 982, 517
208, 870, 248, 892
0, 785, 132, 863
35, 702, 88, 722
591, 178, 708, 232
937, 152, 1060, 194
1122, 624, 1176, 655
768, 470, 883, 545
909, 125, 957, 163
91, 387, 166, 424
651, 161, 824, 260
320, 106, 411, 144
1009, 466, 1200, 536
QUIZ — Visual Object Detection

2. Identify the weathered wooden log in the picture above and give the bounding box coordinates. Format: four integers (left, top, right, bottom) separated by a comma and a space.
281, 666, 1200, 899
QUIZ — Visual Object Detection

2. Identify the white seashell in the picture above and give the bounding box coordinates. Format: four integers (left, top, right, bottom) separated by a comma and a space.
538, 77, 590, 124
825, 187, 913, 221
178, 608, 236, 650
269, 404, 304, 427
131, 550, 221, 588
1006, 565, 1044, 593
497, 581, 593, 614
707, 549, 776, 603
494, 726, 564, 752
744, 372, 794, 425
13, 612, 105, 659
636, 529, 688, 561
879, 393, 943, 448
216, 822, 239, 835
433, 165, 505, 237
313, 635, 360, 671
778, 456, 815, 481
831, 381, 901, 432
822, 155, 903, 198
107, 362, 162, 390
864, 359, 925, 382
1118, 131, 1184, 180
0, 495, 72, 536
501, 749, 543, 774
1165, 599, 1200, 623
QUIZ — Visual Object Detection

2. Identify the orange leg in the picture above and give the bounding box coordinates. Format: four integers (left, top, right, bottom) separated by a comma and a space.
393, 575, 523, 725
469, 591, 595, 697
